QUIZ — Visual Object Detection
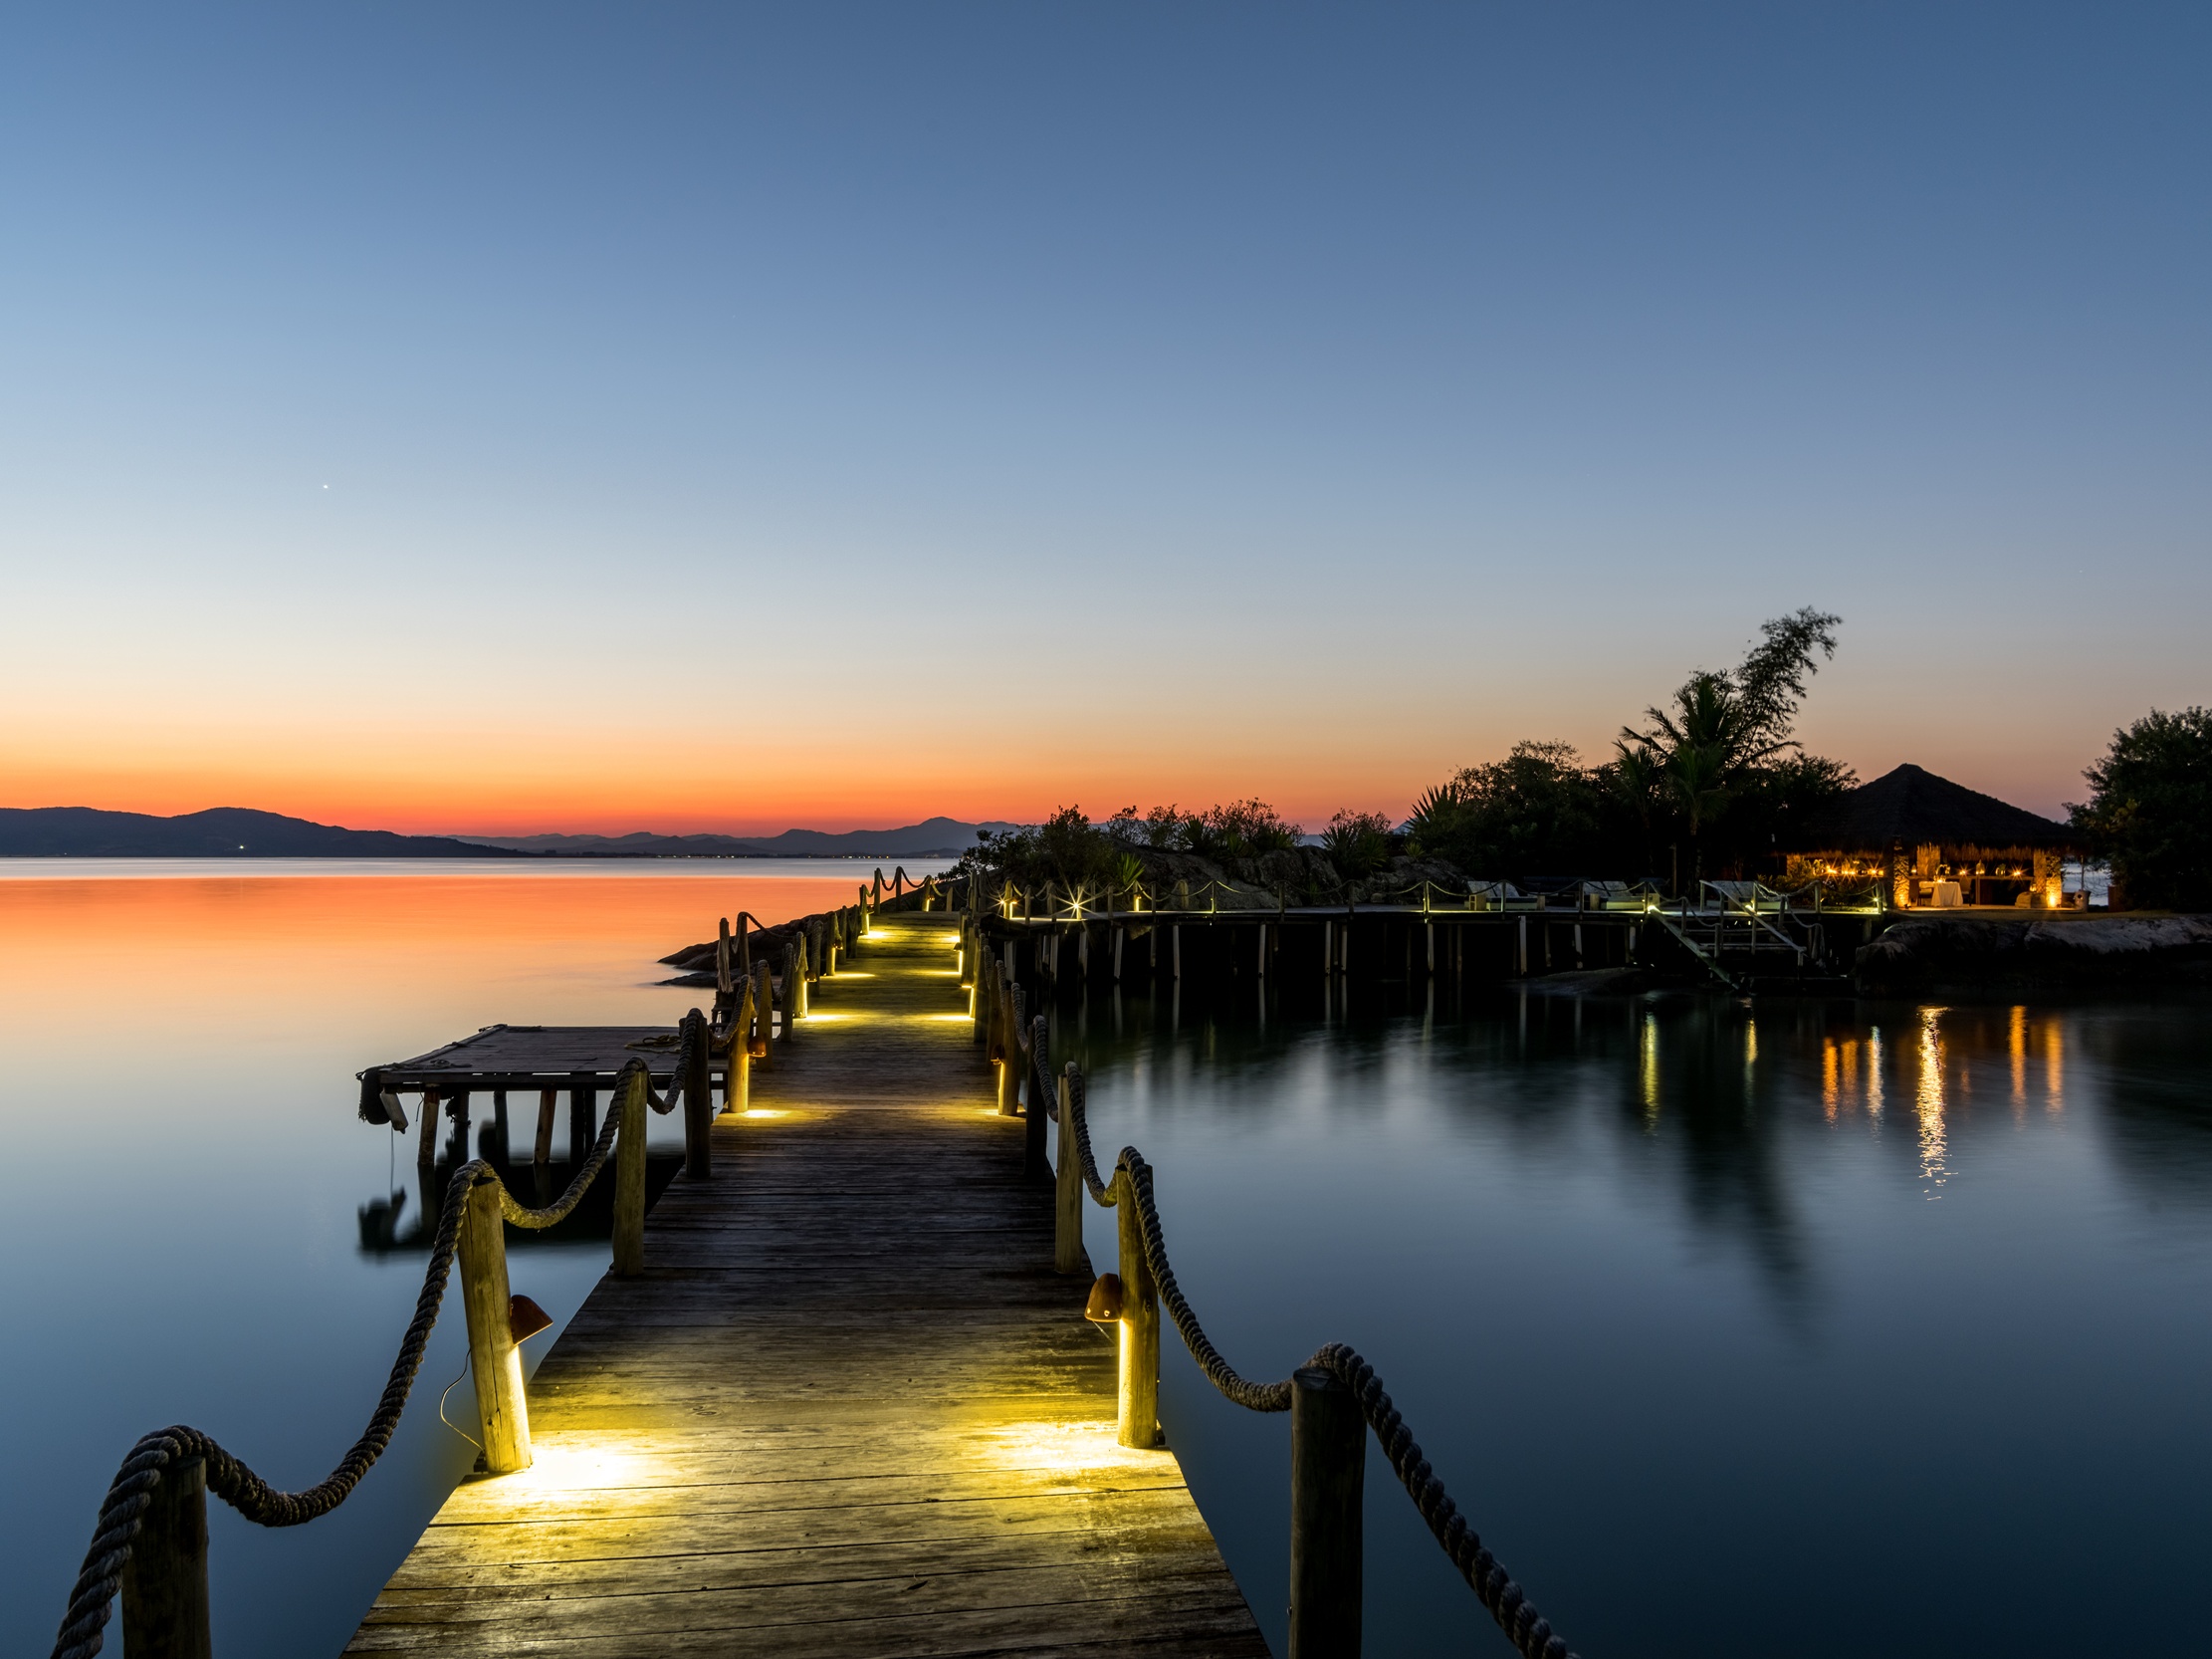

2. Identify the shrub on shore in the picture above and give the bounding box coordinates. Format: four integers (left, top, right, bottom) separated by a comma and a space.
2071, 707, 2212, 911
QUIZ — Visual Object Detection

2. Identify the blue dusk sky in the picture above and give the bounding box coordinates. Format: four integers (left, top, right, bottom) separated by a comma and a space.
1, 4, 2205, 830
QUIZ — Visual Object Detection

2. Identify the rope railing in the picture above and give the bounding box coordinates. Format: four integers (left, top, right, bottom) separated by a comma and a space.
49, 1060, 664, 1659
1052, 1061, 1579, 1659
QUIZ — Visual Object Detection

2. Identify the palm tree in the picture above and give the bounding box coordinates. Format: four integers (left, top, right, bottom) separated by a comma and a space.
1622, 670, 1793, 887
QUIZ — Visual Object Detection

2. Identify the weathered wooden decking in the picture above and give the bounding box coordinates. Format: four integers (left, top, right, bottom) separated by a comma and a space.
348, 912, 1267, 1657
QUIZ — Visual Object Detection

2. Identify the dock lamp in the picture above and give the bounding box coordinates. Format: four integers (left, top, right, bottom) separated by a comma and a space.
1083, 1274, 1124, 1324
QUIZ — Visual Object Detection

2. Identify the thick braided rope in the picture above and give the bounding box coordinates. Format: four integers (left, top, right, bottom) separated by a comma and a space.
1030, 1015, 1052, 1114
1062, 1066, 1109, 1201
1115, 1149, 1292, 1413
52, 1065, 644, 1658
499, 1062, 632, 1229
643, 1016, 695, 1116
1059, 1072, 1575, 1657
1308, 1342, 1576, 1659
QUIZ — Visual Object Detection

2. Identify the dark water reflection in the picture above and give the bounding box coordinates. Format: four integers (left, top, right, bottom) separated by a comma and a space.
1054, 979, 2212, 1658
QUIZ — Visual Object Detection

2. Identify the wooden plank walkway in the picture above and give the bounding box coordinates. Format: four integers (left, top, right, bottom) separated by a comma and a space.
348, 911, 1267, 1657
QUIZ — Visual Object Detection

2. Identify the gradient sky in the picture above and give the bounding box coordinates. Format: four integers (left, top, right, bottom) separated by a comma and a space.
4, 4, 2206, 831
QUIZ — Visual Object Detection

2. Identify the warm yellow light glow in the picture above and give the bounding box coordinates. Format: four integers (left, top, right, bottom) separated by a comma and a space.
928, 1012, 974, 1022
1915, 1009, 1949, 1195
742, 1107, 787, 1118
1867, 1027, 1884, 1117
1640, 1013, 1659, 1124
967, 1417, 1141, 1477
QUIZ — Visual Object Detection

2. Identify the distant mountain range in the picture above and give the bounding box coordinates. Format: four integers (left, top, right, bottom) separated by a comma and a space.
456, 818, 1014, 858
0, 806, 1011, 859
0, 807, 511, 857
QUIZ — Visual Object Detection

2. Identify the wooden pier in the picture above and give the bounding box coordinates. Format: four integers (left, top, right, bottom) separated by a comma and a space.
345, 912, 1267, 1657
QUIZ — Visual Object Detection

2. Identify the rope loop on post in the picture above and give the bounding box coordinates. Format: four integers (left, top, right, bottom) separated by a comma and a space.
1054, 1062, 1579, 1659
49, 1058, 654, 1659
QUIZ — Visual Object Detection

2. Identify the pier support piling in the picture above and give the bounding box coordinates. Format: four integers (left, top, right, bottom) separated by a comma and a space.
120, 1452, 211, 1659
459, 1172, 532, 1474
1288, 1364, 1365, 1659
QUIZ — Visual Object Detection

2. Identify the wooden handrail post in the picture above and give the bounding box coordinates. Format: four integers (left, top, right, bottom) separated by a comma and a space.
459, 1172, 532, 1473
791, 936, 809, 1019
1113, 1169, 1161, 1447
753, 960, 774, 1071
716, 918, 734, 995
1054, 1068, 1082, 1274
612, 1068, 648, 1277
1023, 1016, 1049, 1180
996, 984, 1023, 1117
682, 1008, 713, 1179
725, 981, 753, 1116
1288, 1364, 1365, 1659
119, 1453, 211, 1659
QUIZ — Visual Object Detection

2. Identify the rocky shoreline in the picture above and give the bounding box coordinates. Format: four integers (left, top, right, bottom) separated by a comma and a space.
1854, 913, 2212, 996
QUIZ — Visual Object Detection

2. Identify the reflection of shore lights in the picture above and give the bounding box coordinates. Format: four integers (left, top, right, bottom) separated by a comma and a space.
1916, 1008, 1949, 1195
1640, 1014, 1660, 1123
1867, 1027, 1884, 1118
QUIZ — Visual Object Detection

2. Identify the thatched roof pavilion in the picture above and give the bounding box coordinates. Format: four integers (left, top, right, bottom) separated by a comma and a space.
1791, 763, 2080, 909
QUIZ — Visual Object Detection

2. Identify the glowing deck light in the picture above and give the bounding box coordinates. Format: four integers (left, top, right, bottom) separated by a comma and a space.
508, 1294, 553, 1343
1083, 1273, 1125, 1323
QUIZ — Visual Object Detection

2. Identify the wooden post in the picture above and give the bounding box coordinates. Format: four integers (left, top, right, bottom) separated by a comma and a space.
1024, 1016, 1049, 1180
119, 1454, 211, 1659
1258, 923, 1268, 978
1113, 926, 1124, 981
683, 1008, 713, 1179
568, 1074, 595, 1162
416, 1087, 440, 1167
491, 1088, 510, 1157
612, 1068, 647, 1277
1517, 914, 1528, 977
996, 984, 1022, 1117
754, 960, 774, 1070
1078, 925, 1090, 980
1114, 1170, 1161, 1448
1426, 923, 1435, 975
459, 1171, 532, 1473
1288, 1364, 1365, 1659
716, 917, 734, 995
1323, 919, 1333, 981
792, 936, 809, 1019
1055, 1068, 1083, 1274
725, 981, 753, 1115
533, 1088, 556, 1164
1171, 925, 1181, 979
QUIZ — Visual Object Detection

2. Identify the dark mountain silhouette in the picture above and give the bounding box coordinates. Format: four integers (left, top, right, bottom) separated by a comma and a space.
0, 807, 516, 857
458, 817, 1014, 858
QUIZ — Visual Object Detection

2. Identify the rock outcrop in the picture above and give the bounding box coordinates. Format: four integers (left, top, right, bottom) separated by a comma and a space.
1854, 913, 2212, 995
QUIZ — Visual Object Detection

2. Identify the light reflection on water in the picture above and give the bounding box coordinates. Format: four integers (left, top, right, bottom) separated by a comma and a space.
1057, 980, 2212, 1658
0, 862, 948, 1658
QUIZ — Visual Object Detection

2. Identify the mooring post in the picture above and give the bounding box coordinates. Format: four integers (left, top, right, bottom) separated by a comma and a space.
997, 985, 1025, 1117
1024, 1015, 1050, 1179
459, 1170, 532, 1473
1288, 1364, 1366, 1659
1113, 925, 1124, 981
1517, 914, 1529, 977
753, 960, 774, 1070
533, 1088, 556, 1165
612, 1067, 647, 1277
791, 936, 809, 1020
1258, 922, 1268, 978
1055, 1066, 1083, 1274
730, 983, 758, 1106
119, 1451, 211, 1659
416, 1086, 440, 1167
1171, 924, 1182, 979
683, 1008, 713, 1179
1114, 1169, 1162, 1447
716, 917, 734, 995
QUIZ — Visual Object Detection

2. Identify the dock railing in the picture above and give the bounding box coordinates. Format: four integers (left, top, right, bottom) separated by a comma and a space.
956, 917, 1578, 1659
46, 1025, 735, 1659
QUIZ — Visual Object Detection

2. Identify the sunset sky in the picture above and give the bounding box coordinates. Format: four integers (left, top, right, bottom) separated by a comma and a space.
4, 5, 2205, 832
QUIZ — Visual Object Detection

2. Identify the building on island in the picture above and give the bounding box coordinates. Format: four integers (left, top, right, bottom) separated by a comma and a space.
1786, 763, 2081, 910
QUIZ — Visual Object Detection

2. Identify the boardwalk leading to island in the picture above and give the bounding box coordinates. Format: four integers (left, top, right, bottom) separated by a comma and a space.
346, 913, 1267, 1658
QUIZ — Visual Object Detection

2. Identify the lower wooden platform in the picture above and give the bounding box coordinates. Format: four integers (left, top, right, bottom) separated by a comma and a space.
347, 912, 1266, 1657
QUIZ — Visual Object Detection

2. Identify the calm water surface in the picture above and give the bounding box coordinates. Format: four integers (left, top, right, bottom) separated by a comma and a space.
6, 870, 2208, 1657
1057, 976, 2212, 1658
0, 860, 947, 1658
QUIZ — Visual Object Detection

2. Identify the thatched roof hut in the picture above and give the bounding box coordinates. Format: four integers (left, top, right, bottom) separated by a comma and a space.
1792, 764, 2079, 909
